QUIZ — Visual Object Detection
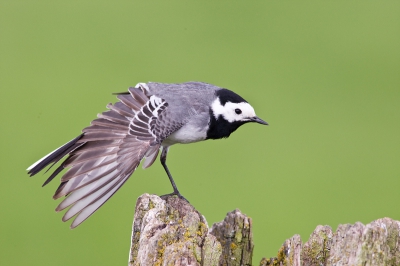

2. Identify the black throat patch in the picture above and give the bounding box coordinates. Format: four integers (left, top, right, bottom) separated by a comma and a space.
206, 109, 248, 139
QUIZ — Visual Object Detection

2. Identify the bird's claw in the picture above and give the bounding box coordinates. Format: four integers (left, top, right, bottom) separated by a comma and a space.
160, 191, 190, 203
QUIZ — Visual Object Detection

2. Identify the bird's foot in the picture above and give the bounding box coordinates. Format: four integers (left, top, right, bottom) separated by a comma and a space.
160, 191, 190, 203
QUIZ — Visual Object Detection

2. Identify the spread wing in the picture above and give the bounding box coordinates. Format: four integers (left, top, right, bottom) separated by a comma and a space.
27, 85, 174, 228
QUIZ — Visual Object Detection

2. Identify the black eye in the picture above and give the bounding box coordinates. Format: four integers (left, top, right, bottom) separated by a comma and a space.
235, 108, 242, 114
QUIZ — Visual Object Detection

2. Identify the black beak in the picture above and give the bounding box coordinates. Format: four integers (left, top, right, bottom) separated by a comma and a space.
250, 116, 268, 125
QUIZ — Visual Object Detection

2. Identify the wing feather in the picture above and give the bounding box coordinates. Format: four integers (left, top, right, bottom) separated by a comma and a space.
63, 147, 119, 167
27, 84, 179, 227
78, 132, 125, 142
62, 175, 123, 224
142, 145, 160, 169
82, 125, 127, 135
71, 140, 120, 155
54, 164, 119, 199
116, 94, 142, 111
70, 175, 130, 228
128, 87, 148, 105
90, 118, 128, 130
97, 111, 130, 125
60, 155, 117, 181
106, 102, 136, 118
57, 169, 121, 213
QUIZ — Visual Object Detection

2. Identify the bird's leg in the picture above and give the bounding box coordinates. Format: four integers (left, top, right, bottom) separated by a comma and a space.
160, 147, 189, 202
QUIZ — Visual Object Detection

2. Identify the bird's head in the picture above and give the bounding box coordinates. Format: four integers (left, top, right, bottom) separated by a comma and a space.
207, 89, 267, 139
211, 89, 268, 125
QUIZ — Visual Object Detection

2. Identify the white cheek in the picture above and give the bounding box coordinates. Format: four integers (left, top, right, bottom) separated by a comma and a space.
211, 98, 227, 119
211, 98, 236, 122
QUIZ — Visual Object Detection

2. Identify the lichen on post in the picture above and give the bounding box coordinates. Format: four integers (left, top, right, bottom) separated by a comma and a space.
128, 194, 253, 266
129, 194, 400, 265
260, 217, 400, 266
209, 209, 254, 266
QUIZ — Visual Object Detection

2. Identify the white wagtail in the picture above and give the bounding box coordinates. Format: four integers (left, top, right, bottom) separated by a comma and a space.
27, 82, 267, 228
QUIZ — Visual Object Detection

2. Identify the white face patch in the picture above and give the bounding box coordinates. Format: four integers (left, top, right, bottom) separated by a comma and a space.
211, 97, 256, 123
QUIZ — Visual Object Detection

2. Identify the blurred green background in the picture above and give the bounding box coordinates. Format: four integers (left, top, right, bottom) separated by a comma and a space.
1, 1, 399, 265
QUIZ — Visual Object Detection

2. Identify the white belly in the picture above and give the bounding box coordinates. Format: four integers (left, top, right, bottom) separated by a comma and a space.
162, 123, 207, 146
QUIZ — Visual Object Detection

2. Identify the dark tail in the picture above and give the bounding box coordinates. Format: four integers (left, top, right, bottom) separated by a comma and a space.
27, 134, 84, 186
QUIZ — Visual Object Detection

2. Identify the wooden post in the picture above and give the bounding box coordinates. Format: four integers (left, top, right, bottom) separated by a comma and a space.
129, 194, 400, 265
128, 194, 253, 266
260, 217, 400, 266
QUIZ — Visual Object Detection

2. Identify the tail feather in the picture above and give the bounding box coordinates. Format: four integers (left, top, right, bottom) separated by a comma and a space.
42, 163, 65, 187
27, 134, 84, 177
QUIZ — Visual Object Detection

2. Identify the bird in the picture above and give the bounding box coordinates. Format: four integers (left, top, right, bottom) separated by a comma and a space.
27, 82, 268, 228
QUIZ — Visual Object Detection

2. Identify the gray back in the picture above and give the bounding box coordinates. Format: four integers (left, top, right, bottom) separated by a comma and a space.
148, 81, 219, 123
